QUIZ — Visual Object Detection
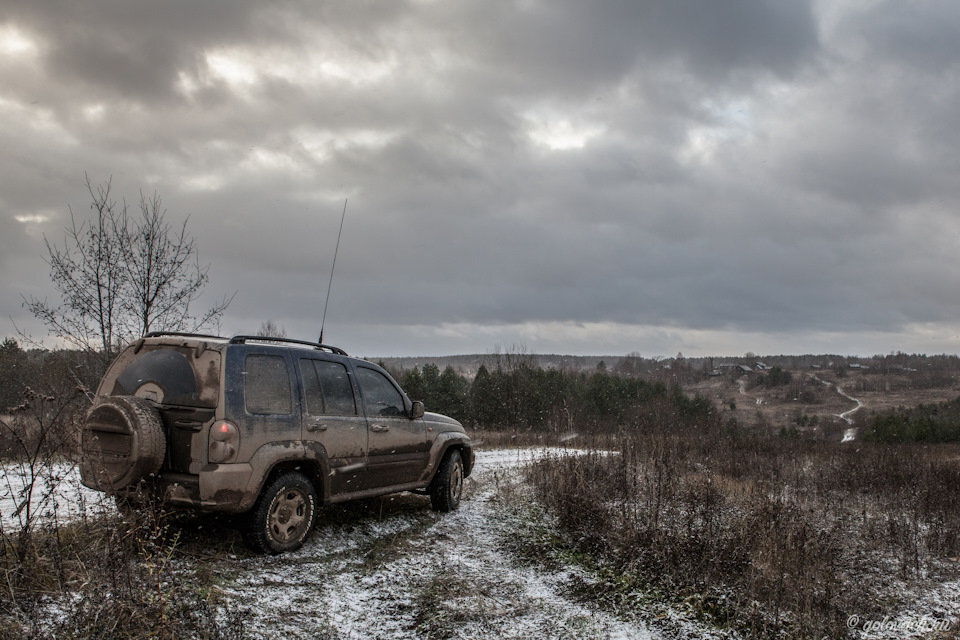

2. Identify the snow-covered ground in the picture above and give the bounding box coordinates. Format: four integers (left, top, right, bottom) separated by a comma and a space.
216, 448, 674, 639
7, 448, 960, 638
0, 461, 109, 532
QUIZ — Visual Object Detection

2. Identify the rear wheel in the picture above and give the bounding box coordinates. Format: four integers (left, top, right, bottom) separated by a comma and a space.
430, 450, 464, 512
245, 472, 318, 554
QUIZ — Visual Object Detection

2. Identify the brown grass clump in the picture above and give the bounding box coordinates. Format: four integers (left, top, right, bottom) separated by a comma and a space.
0, 383, 247, 639
0, 496, 248, 640
521, 428, 960, 638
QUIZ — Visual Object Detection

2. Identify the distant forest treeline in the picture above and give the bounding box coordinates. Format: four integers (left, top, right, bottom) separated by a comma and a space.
864, 397, 960, 443
381, 351, 960, 383
0, 338, 102, 412
389, 360, 715, 432
4, 337, 960, 442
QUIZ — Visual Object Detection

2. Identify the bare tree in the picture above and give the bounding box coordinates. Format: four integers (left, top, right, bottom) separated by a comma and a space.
23, 176, 232, 363
119, 189, 230, 338
256, 320, 287, 338
24, 178, 125, 359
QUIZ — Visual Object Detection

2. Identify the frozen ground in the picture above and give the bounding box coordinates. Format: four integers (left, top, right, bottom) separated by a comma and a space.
0, 460, 109, 532
6, 449, 960, 638
216, 448, 670, 639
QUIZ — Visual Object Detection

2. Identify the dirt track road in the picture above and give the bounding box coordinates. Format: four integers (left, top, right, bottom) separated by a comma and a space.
219, 449, 665, 639
808, 374, 864, 441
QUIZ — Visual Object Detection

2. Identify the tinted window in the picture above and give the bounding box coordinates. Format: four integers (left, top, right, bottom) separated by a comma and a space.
356, 367, 404, 417
301, 359, 357, 416
301, 361, 325, 414
106, 347, 221, 408
244, 355, 292, 415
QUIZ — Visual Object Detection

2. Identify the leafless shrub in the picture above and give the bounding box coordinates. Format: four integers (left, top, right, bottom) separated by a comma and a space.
520, 430, 960, 638
2, 496, 247, 639
0, 382, 246, 639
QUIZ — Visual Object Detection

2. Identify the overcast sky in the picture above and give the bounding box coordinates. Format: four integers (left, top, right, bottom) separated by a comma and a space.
3, 0, 960, 357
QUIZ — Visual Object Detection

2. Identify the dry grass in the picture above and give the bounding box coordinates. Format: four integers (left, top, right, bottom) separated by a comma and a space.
0, 491, 248, 639
517, 428, 960, 638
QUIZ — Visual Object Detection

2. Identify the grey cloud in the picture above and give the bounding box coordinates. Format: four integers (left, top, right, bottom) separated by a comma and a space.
8, 1, 266, 102
631, 1, 819, 79
839, 0, 960, 72
425, 0, 819, 99
2, 1, 959, 356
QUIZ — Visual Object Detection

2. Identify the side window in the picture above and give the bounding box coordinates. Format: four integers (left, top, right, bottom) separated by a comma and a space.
300, 360, 326, 415
356, 367, 404, 417
244, 354, 292, 415
300, 359, 357, 416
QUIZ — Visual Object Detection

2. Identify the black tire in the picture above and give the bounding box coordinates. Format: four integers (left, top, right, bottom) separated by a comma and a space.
80, 396, 166, 491
245, 472, 318, 554
430, 450, 464, 512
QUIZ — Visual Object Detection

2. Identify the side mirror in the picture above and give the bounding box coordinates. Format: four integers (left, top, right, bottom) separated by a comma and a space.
410, 400, 425, 420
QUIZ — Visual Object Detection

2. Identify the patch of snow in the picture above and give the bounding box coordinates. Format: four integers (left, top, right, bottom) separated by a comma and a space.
0, 462, 110, 531
847, 578, 960, 638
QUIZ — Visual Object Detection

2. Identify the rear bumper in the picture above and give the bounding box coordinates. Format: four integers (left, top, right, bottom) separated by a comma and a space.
199, 463, 256, 511
127, 465, 256, 513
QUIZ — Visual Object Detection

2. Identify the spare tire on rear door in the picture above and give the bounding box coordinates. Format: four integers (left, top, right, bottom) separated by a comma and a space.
80, 396, 166, 491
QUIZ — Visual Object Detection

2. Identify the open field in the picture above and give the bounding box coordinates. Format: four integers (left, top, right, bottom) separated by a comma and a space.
5, 439, 960, 639
4, 350, 960, 637
520, 434, 960, 639
2, 448, 708, 639
687, 368, 960, 438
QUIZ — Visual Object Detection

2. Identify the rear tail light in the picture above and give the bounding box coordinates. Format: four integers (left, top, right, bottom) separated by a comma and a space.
208, 420, 240, 464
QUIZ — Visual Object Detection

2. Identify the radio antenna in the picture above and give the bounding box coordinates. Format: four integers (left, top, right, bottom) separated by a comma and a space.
320, 198, 348, 345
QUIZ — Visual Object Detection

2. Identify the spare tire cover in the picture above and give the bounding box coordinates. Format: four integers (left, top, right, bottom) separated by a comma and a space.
80, 396, 166, 491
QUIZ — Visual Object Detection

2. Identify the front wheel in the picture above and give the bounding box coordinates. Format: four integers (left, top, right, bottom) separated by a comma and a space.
245, 472, 318, 554
430, 450, 464, 512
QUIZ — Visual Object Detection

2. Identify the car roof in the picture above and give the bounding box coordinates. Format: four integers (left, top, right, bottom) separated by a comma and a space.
141, 332, 348, 356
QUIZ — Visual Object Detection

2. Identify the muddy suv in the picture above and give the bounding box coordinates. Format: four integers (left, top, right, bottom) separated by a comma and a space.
79, 333, 474, 553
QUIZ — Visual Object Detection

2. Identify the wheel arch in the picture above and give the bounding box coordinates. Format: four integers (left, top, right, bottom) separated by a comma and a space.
257, 458, 328, 507
241, 442, 331, 511
426, 435, 474, 485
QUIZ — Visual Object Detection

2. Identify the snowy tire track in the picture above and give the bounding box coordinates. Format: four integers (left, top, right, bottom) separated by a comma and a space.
219, 449, 661, 639
809, 374, 865, 441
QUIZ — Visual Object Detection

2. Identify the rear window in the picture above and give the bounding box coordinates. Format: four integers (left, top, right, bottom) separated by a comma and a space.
102, 345, 221, 408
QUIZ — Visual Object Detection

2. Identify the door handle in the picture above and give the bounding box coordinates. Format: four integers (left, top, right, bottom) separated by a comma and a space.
306, 423, 328, 432
370, 424, 390, 433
